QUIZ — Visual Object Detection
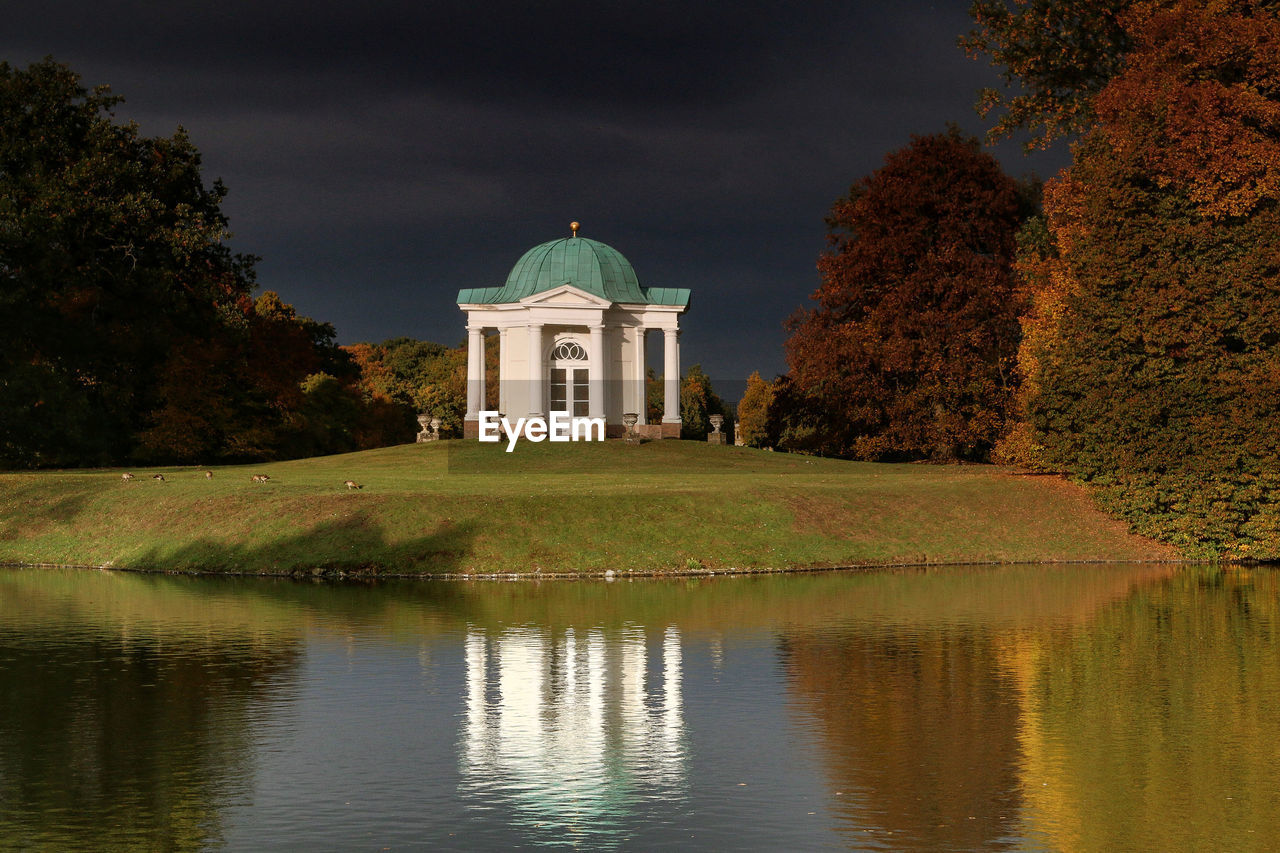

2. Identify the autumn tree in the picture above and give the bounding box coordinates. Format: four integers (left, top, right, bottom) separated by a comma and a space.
0, 58, 418, 465
345, 336, 497, 438
0, 58, 257, 467
782, 129, 1030, 461
137, 290, 395, 462
342, 341, 420, 447
962, 0, 1132, 149
234, 291, 339, 453
978, 1, 1280, 555
736, 371, 778, 448
679, 364, 726, 441
345, 342, 398, 401
133, 335, 247, 463
1092, 2, 1280, 219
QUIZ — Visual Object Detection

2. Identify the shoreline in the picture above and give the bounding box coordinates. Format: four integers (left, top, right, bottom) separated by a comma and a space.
0, 555, 1196, 583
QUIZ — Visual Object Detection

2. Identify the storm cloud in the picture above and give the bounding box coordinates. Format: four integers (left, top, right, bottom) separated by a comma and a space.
4, 1, 1069, 386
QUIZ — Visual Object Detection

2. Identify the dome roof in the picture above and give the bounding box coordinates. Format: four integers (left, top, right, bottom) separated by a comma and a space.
493, 235, 646, 303
456, 227, 690, 308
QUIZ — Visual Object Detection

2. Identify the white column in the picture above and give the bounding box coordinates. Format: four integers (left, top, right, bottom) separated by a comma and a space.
662, 328, 680, 424
588, 324, 605, 421
634, 327, 647, 425
466, 324, 484, 421
527, 323, 544, 418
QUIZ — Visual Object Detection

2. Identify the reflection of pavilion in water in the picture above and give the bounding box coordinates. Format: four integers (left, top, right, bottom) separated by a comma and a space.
460, 625, 685, 825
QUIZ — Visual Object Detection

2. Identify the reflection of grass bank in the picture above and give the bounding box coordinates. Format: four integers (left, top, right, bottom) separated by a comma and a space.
0, 562, 1180, 638
0, 440, 1177, 575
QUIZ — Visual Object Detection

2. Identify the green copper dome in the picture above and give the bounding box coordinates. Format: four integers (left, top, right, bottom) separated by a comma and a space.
456, 228, 690, 307
500, 235, 646, 303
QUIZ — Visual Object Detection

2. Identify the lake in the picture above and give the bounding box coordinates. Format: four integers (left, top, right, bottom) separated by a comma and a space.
1, 563, 1277, 851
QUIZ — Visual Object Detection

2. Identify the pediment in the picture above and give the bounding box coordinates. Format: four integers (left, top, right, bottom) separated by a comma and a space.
519, 284, 613, 308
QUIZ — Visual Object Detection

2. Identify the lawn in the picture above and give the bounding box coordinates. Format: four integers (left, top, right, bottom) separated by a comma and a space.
0, 439, 1178, 575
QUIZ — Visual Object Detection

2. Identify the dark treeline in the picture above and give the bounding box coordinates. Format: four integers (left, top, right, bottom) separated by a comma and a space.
0, 58, 498, 468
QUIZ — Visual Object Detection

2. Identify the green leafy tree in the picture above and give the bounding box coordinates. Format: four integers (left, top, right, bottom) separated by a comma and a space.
782, 128, 1030, 461
0, 58, 258, 467
645, 367, 664, 425
962, 0, 1132, 149
289, 372, 362, 457
347, 337, 481, 438
1021, 132, 1280, 556
997, 2, 1280, 556
484, 333, 499, 412
679, 364, 725, 440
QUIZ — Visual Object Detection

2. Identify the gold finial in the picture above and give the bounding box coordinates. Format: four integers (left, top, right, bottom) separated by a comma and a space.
570, 221, 580, 237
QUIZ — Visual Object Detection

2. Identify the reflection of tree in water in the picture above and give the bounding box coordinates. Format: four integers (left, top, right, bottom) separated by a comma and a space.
783, 569, 1280, 852
782, 626, 1023, 851
0, 630, 300, 850
1010, 569, 1280, 852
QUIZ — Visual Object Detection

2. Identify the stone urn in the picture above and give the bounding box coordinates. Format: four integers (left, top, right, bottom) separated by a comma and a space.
707, 414, 727, 445
417, 415, 443, 442
623, 412, 640, 444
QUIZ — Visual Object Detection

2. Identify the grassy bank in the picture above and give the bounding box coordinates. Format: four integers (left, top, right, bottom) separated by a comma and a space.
0, 440, 1177, 575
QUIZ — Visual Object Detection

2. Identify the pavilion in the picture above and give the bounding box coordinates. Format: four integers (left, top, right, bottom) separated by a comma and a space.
456, 223, 690, 439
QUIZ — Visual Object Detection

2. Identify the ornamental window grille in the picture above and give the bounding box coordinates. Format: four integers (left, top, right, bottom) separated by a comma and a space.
552, 341, 587, 361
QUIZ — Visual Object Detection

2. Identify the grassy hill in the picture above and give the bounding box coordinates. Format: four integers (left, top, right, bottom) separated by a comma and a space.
0, 440, 1178, 576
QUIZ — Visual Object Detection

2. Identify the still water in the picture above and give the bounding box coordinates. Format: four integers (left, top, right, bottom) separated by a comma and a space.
1, 564, 1278, 851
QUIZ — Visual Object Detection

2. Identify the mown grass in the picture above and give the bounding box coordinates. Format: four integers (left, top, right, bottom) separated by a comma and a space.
0, 439, 1178, 575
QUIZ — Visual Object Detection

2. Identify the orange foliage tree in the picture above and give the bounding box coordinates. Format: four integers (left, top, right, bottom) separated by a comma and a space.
963, 0, 1132, 149
342, 336, 500, 439
736, 371, 778, 448
1094, 2, 1280, 219
781, 129, 1030, 461
979, 1, 1280, 555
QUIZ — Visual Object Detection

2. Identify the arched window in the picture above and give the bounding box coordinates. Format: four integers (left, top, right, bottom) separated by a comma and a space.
552, 341, 587, 361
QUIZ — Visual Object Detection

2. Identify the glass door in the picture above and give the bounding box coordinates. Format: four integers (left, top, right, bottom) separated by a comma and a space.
549, 368, 590, 417
549, 341, 590, 417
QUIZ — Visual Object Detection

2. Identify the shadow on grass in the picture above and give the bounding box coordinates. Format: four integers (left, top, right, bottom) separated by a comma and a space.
0, 481, 95, 541
128, 513, 479, 576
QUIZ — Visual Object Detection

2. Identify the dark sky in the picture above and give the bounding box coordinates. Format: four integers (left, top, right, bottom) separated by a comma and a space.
5, 1, 1068, 388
